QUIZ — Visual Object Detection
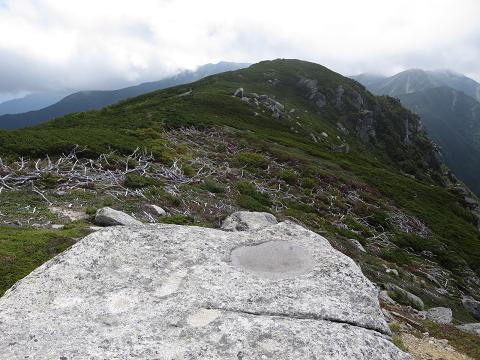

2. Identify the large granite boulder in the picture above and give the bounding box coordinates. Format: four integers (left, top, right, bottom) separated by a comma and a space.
0, 220, 410, 359
94, 206, 142, 226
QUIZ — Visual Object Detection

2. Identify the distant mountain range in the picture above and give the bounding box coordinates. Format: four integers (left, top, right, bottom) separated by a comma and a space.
0, 62, 249, 130
0, 91, 72, 116
352, 69, 480, 195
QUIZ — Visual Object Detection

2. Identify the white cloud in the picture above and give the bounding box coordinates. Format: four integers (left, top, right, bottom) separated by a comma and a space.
0, 0, 479, 97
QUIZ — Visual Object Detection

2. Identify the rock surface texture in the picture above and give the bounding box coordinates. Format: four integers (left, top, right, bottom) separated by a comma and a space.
426, 306, 453, 324
0, 219, 410, 359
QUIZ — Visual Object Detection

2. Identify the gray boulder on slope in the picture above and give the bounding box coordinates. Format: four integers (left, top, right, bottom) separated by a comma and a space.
94, 206, 142, 226
426, 307, 453, 324
0, 219, 410, 359
457, 323, 480, 336
462, 296, 480, 320
221, 211, 278, 231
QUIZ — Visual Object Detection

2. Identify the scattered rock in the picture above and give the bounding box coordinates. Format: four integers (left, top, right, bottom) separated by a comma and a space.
94, 207, 142, 227
147, 204, 167, 216
233, 87, 244, 97
379, 290, 397, 306
0, 220, 410, 359
335, 143, 350, 153
49, 206, 88, 222
346, 238, 366, 252
50, 224, 65, 230
457, 323, 480, 336
385, 283, 424, 310
462, 296, 480, 320
321, 131, 328, 138
267, 78, 280, 86
426, 307, 452, 324
386, 268, 399, 277
221, 211, 277, 232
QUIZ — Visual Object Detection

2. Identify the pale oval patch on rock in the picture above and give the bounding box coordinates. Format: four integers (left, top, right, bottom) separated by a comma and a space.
187, 308, 222, 327
231, 240, 314, 280
156, 269, 188, 297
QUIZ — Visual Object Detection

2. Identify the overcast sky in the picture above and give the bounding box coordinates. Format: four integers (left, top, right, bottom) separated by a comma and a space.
0, 0, 479, 101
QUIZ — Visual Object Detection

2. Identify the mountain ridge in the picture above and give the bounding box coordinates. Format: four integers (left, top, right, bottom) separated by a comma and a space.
0, 61, 250, 129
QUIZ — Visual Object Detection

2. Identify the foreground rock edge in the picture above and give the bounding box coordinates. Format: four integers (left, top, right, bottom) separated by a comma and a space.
0, 220, 410, 359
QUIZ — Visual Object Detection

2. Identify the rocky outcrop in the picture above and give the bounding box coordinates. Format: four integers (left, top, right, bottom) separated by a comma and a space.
94, 207, 142, 226
403, 116, 423, 145
356, 110, 376, 142
298, 78, 327, 109
425, 307, 452, 324
335, 85, 345, 108
233, 88, 284, 120
462, 296, 480, 320
352, 90, 364, 110
258, 94, 284, 119
0, 219, 410, 359
221, 211, 277, 231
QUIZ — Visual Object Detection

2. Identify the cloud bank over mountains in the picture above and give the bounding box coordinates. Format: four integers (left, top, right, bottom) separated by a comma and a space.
0, 0, 479, 100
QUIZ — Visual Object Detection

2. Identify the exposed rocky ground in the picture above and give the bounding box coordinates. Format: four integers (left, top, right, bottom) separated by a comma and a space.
0, 215, 410, 359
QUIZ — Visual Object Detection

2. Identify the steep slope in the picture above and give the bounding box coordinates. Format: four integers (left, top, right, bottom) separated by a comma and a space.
0, 90, 71, 115
399, 87, 480, 195
428, 69, 480, 102
355, 69, 480, 196
0, 61, 249, 129
1, 60, 480, 349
